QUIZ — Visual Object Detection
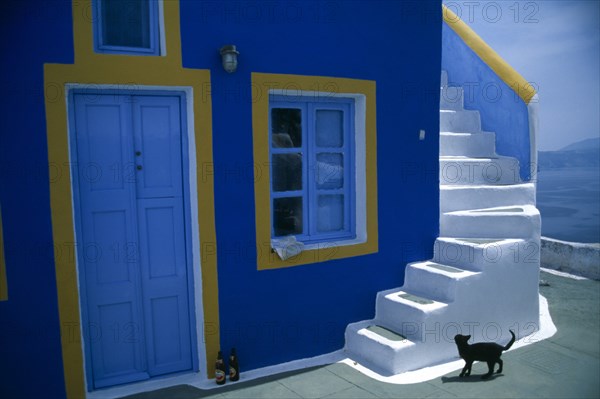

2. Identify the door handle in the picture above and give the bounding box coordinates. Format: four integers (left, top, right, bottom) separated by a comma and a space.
135, 152, 142, 170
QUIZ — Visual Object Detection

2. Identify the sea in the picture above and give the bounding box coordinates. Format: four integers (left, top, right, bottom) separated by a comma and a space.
536, 166, 600, 243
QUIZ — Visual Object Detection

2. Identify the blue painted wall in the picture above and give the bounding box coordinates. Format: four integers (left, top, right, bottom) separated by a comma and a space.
0, 1, 73, 398
0, 1, 441, 396
441, 22, 531, 181
180, 0, 442, 370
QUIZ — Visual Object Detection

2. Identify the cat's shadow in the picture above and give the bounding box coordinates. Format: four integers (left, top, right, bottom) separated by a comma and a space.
441, 373, 504, 383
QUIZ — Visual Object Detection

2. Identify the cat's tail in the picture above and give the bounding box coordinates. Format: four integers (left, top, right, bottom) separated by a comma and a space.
504, 330, 516, 351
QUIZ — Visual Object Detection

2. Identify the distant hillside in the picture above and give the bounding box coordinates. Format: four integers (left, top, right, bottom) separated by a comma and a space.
539, 137, 600, 169
560, 137, 600, 152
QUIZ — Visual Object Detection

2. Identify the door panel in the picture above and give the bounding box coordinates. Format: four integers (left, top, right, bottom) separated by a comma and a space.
72, 92, 193, 389
82, 104, 128, 192
137, 191, 192, 374
150, 296, 184, 364
95, 302, 146, 382
133, 96, 183, 199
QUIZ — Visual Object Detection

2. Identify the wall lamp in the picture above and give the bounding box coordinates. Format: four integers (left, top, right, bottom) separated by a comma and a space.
220, 45, 239, 73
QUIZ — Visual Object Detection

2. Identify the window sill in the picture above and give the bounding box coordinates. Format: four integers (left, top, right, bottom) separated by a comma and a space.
260, 236, 376, 271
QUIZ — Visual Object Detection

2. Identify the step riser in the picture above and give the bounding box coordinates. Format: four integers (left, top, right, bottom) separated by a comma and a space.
344, 328, 405, 375
375, 291, 449, 341
344, 321, 417, 375
433, 239, 541, 271
345, 329, 457, 375
440, 212, 541, 240
440, 86, 464, 110
403, 266, 460, 303
440, 132, 496, 157
440, 110, 481, 132
440, 184, 536, 213
440, 158, 521, 185
376, 299, 429, 340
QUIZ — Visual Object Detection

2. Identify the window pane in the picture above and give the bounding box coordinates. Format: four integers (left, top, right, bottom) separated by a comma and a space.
316, 110, 343, 148
317, 195, 344, 232
316, 153, 343, 189
272, 154, 302, 192
271, 108, 302, 148
273, 197, 303, 236
101, 0, 151, 48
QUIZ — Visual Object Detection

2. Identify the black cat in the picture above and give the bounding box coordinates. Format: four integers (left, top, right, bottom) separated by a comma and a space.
454, 330, 516, 379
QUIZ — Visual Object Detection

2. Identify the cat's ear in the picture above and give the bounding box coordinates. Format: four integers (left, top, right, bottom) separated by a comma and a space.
466, 335, 471, 340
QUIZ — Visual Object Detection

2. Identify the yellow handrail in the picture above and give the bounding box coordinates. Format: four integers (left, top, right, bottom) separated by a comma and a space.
442, 4, 537, 104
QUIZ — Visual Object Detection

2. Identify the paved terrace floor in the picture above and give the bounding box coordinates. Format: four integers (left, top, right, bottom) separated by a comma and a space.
122, 270, 600, 399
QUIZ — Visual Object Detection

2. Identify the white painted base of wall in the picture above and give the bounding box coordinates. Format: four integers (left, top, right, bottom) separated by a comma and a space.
541, 267, 589, 281
88, 351, 347, 399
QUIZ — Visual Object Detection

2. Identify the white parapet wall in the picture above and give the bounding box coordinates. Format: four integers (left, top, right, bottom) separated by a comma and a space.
541, 237, 600, 280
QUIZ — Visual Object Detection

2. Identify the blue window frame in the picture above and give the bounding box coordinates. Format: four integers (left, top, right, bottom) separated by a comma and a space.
93, 0, 160, 55
269, 95, 355, 244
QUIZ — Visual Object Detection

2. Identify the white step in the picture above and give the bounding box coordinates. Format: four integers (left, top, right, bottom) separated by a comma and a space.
403, 261, 480, 303
440, 109, 481, 132
433, 237, 540, 271
440, 156, 521, 185
375, 289, 447, 341
344, 321, 416, 375
345, 321, 458, 375
441, 70, 448, 88
440, 131, 496, 157
440, 205, 541, 240
440, 183, 536, 213
440, 86, 464, 110
344, 71, 542, 378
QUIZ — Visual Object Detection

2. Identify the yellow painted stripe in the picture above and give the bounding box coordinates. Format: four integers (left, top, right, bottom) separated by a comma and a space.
0, 205, 7, 301
442, 4, 536, 104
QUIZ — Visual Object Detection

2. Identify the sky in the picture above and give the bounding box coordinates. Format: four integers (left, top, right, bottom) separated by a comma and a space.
445, 0, 600, 151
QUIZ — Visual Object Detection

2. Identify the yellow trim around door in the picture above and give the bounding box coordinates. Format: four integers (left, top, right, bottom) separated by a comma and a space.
44, 1, 219, 396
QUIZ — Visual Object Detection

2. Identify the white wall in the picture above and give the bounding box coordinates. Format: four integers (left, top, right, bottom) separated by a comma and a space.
541, 237, 600, 280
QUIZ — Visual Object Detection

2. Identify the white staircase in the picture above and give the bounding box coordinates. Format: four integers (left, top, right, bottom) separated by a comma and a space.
344, 71, 541, 376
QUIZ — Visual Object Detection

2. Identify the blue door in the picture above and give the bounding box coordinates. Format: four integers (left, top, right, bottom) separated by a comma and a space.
72, 93, 194, 389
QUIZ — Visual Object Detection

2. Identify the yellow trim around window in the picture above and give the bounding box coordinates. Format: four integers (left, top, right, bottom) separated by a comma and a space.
442, 4, 536, 104
252, 72, 379, 270
44, 1, 219, 396
0, 205, 7, 301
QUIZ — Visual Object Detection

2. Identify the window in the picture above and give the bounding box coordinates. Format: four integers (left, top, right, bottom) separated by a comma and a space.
270, 96, 355, 243
252, 73, 378, 270
93, 0, 161, 55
